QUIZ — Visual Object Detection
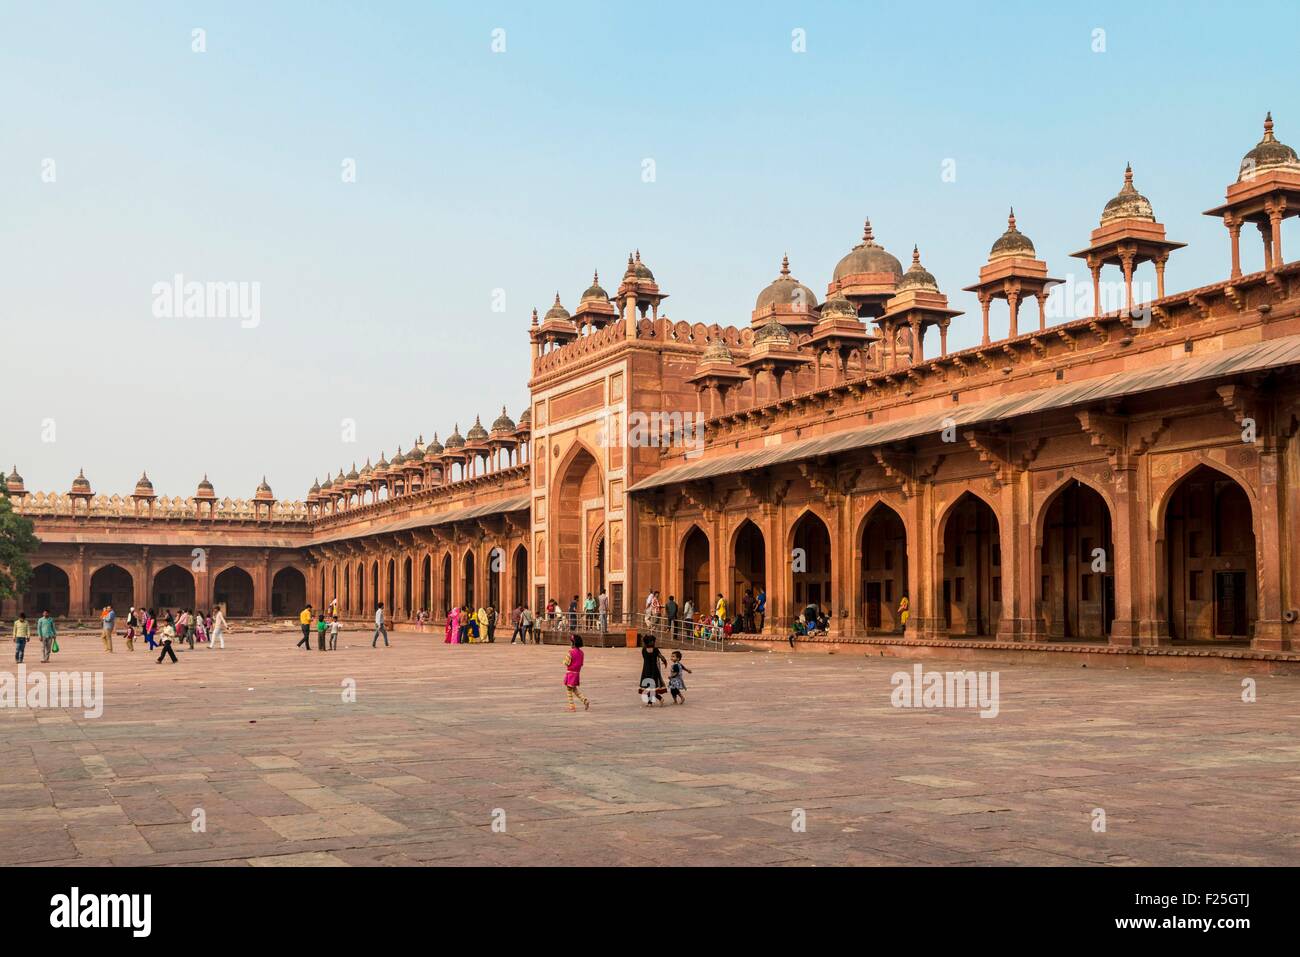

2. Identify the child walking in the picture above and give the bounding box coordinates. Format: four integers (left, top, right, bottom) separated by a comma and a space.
668, 650, 692, 704
563, 635, 589, 711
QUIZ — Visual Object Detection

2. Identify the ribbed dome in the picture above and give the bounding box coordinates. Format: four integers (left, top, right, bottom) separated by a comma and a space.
358, 459, 373, 478
391, 447, 407, 467
1101, 164, 1155, 224
700, 337, 734, 364
346, 462, 360, 480
133, 472, 154, 495
819, 288, 858, 319
444, 425, 465, 449
896, 245, 939, 293
580, 271, 609, 303
320, 475, 333, 491
6, 464, 23, 488
374, 452, 390, 471
466, 416, 488, 442
309, 477, 321, 494
755, 254, 818, 311
833, 220, 903, 281
989, 209, 1036, 261
424, 433, 444, 457
196, 474, 215, 497
624, 250, 654, 281
544, 293, 571, 322
753, 317, 792, 346
71, 469, 92, 493
255, 477, 274, 500
1240, 112, 1300, 181
491, 406, 516, 433
517, 407, 532, 429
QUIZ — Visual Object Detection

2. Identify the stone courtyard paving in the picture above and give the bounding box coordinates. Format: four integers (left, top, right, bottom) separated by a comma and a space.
1, 628, 1298, 867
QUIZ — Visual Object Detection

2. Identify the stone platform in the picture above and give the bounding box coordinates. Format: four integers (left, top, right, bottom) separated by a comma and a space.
0, 628, 1297, 866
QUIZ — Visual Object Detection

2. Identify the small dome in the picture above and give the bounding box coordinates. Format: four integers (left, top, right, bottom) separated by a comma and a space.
255, 477, 274, 500
753, 317, 792, 346
580, 270, 609, 303
196, 474, 215, 497
391, 447, 407, 467
346, 462, 360, 481
700, 337, 734, 364
491, 406, 516, 433
133, 471, 154, 495
1240, 112, 1300, 181
896, 245, 939, 293
624, 250, 655, 281
1101, 164, 1155, 224
444, 424, 465, 449
424, 433, 444, 457
820, 288, 858, 319
833, 220, 903, 281
517, 407, 532, 429
7, 465, 26, 493
71, 469, 92, 493
544, 293, 571, 323
466, 416, 489, 442
989, 208, 1036, 261
320, 474, 334, 491
755, 254, 819, 311
309, 477, 321, 494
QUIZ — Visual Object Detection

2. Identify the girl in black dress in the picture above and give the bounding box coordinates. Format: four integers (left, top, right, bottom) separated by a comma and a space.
639, 635, 668, 706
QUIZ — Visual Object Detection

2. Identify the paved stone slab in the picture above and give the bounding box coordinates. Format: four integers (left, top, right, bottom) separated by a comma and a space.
0, 631, 1297, 865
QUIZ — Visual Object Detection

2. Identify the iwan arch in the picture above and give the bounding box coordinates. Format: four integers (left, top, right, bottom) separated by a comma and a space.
5, 114, 1300, 656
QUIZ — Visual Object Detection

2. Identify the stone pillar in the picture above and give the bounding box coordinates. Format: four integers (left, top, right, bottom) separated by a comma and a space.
995, 474, 1029, 641
70, 546, 88, 620
254, 550, 271, 618
1253, 446, 1286, 650
1106, 464, 1142, 647
1227, 217, 1242, 279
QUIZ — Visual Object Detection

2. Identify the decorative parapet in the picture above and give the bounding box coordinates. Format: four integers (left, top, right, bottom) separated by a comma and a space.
13, 491, 311, 522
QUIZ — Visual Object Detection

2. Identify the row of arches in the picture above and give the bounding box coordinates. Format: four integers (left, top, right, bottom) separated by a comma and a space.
671, 464, 1258, 642
21, 564, 307, 618
318, 545, 530, 619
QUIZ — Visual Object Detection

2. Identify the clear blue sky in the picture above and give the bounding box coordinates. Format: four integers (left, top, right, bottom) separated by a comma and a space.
2, 0, 1296, 500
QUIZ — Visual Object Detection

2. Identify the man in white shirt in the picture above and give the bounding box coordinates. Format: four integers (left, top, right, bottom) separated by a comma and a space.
372, 603, 389, 647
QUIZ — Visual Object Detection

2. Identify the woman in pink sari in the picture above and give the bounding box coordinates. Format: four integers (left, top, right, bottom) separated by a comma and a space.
444, 606, 459, 644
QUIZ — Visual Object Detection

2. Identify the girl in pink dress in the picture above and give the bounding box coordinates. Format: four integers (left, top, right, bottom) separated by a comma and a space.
563, 635, 589, 711
445, 606, 459, 644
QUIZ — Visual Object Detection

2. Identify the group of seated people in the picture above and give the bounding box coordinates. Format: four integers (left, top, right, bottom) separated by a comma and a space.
793, 603, 830, 637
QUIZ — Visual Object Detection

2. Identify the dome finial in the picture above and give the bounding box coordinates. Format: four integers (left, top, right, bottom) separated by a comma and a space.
592, 269, 599, 284
780, 253, 790, 277
862, 219, 874, 243
911, 244, 920, 266
1265, 111, 1275, 140
1008, 207, 1017, 229
1124, 161, 1133, 184
530, 307, 538, 325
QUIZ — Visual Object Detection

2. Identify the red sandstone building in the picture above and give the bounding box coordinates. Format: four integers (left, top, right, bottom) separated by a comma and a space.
6, 116, 1300, 653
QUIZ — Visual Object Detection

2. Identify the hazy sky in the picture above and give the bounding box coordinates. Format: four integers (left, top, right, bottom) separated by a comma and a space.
2, 1, 1297, 501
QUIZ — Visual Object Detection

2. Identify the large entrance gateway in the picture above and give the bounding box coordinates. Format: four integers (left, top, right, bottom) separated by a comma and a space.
1039, 481, 1114, 640
1164, 465, 1257, 641
553, 444, 605, 606
940, 493, 1001, 637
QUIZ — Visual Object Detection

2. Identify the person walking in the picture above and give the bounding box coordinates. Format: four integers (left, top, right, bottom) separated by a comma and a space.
12, 613, 29, 663
156, 620, 178, 664
665, 594, 679, 638
37, 610, 56, 662
144, 609, 157, 651
124, 607, 136, 651
210, 607, 227, 649
597, 588, 608, 633
372, 602, 389, 647
101, 605, 116, 652
638, 634, 668, 706
562, 635, 589, 712
297, 605, 313, 650
509, 604, 523, 644
521, 605, 535, 644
